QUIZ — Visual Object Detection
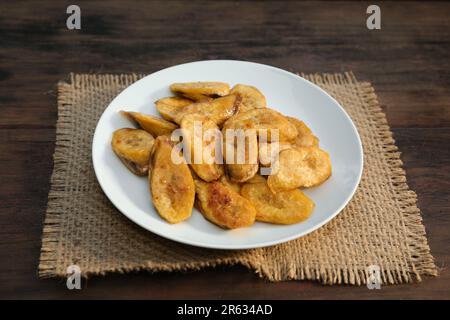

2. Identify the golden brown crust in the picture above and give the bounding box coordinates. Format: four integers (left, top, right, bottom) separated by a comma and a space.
121, 111, 178, 137
156, 96, 194, 107
180, 114, 224, 182
258, 141, 292, 167
179, 92, 213, 102
114, 82, 329, 228
111, 128, 155, 176
195, 180, 256, 229
155, 97, 194, 122
267, 147, 332, 192
170, 82, 230, 97
150, 135, 195, 223
241, 182, 315, 224
222, 108, 298, 142
223, 130, 259, 183
287, 116, 319, 148
230, 84, 266, 113
245, 174, 267, 184
174, 95, 240, 126
219, 175, 242, 194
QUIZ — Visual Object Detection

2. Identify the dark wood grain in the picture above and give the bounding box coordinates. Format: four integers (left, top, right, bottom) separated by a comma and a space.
0, 0, 449, 299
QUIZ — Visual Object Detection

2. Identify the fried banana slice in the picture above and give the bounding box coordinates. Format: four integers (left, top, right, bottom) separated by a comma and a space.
226, 162, 259, 183
155, 97, 194, 122
287, 116, 319, 148
181, 114, 224, 182
150, 135, 195, 223
111, 128, 155, 176
180, 92, 213, 102
230, 84, 266, 113
120, 111, 178, 137
219, 175, 242, 194
267, 147, 332, 192
156, 96, 194, 107
170, 82, 230, 97
222, 108, 298, 142
245, 174, 267, 184
241, 182, 314, 224
195, 180, 256, 229
223, 130, 259, 183
258, 141, 292, 167
174, 95, 240, 126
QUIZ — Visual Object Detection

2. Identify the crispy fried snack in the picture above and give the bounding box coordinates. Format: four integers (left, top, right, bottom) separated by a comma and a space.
155, 97, 194, 122
120, 111, 178, 137
223, 130, 259, 183
245, 174, 267, 184
111, 128, 155, 176
267, 147, 332, 192
181, 114, 224, 182
180, 92, 213, 102
241, 182, 314, 224
230, 84, 266, 113
155, 96, 194, 107
222, 108, 298, 142
258, 141, 292, 167
195, 180, 256, 229
170, 82, 230, 97
149, 135, 195, 223
219, 175, 242, 194
114, 81, 330, 228
287, 116, 319, 148
174, 95, 240, 126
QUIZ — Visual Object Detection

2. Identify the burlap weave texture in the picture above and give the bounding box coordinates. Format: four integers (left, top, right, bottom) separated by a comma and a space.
39, 72, 437, 284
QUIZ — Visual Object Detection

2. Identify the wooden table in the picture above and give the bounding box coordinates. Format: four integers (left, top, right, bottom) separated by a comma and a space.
1, 1, 449, 299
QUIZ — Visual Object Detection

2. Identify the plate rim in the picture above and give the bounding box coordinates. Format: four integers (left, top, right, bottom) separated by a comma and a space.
92, 59, 364, 250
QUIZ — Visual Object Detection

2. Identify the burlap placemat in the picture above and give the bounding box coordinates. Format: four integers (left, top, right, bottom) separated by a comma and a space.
39, 72, 437, 285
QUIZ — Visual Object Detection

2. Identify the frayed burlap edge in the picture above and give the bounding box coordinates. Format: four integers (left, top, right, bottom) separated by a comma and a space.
39, 72, 437, 284
303, 72, 437, 283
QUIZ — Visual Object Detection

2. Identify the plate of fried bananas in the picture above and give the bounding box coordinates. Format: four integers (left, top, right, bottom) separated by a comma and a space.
92, 60, 363, 249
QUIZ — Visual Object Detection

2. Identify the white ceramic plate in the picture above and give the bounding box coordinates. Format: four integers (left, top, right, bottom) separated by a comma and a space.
92, 60, 363, 250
